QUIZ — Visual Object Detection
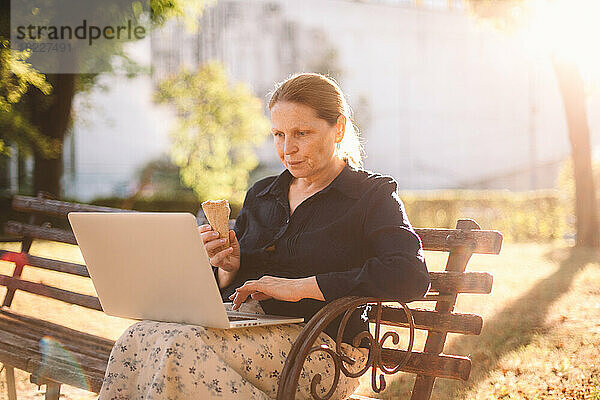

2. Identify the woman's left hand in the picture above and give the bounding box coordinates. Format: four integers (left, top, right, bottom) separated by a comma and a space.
229, 276, 324, 310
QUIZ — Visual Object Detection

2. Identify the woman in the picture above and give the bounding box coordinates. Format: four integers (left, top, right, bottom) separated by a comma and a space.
98, 73, 430, 399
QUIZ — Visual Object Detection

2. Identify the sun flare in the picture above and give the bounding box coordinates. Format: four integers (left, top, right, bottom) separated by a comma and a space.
524, 0, 600, 82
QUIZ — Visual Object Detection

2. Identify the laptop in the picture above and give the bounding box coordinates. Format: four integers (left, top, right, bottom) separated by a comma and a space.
67, 212, 304, 329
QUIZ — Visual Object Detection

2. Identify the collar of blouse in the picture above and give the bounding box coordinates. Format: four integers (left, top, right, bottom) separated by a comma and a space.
256, 162, 366, 200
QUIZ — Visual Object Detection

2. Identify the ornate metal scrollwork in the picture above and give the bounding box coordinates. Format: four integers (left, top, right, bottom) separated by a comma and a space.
277, 297, 415, 400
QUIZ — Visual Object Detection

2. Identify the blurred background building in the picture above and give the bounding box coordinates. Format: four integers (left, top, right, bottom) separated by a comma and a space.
4, 0, 599, 200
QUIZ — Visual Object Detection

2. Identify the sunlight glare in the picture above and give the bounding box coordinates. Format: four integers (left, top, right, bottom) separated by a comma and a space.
524, 0, 600, 84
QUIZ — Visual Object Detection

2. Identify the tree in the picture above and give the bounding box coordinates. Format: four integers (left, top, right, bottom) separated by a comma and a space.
0, 0, 211, 197
154, 61, 270, 205
466, 0, 600, 248
0, 39, 54, 158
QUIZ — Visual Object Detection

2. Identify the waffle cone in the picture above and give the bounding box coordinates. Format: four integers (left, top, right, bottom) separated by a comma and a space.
201, 199, 231, 252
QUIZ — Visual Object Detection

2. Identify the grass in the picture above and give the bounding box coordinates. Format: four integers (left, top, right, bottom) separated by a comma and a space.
0, 241, 599, 399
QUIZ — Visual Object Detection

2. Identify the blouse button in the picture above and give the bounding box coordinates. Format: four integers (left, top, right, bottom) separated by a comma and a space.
285, 218, 290, 224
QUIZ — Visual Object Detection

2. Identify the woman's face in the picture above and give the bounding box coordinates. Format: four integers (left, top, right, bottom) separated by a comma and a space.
270, 101, 344, 179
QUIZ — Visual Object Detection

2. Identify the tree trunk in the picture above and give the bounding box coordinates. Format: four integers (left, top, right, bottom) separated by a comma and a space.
552, 56, 600, 248
30, 73, 76, 198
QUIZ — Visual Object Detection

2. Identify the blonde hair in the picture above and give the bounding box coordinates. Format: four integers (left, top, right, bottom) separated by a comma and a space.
268, 73, 364, 169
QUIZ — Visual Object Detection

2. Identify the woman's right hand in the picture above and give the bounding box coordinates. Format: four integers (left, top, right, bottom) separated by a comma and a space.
199, 224, 241, 273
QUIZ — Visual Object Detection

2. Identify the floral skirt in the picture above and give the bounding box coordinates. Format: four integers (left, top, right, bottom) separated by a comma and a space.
98, 301, 369, 399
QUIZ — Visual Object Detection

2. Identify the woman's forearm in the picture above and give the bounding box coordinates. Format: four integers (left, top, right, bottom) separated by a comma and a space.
217, 268, 238, 289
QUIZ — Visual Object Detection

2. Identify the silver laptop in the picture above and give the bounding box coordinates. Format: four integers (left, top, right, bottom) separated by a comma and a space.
68, 212, 304, 329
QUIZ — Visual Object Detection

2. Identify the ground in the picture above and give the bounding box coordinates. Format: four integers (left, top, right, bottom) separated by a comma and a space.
0, 241, 599, 399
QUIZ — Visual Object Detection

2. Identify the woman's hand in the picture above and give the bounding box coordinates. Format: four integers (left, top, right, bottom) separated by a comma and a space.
228, 276, 325, 310
199, 224, 240, 273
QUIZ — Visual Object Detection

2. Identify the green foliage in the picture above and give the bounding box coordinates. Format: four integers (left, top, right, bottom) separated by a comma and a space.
400, 190, 568, 242
154, 61, 271, 204
150, 0, 214, 32
0, 0, 211, 157
466, 0, 533, 34
0, 39, 58, 157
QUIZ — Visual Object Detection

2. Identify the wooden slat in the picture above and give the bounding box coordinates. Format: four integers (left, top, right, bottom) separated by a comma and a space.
414, 227, 502, 254
0, 274, 101, 310
1, 259, 489, 298
0, 328, 109, 373
9, 196, 502, 255
5, 222, 77, 245
24, 254, 88, 276
30, 359, 104, 393
0, 308, 113, 349
422, 294, 455, 302
0, 311, 111, 393
0, 321, 112, 362
367, 272, 492, 302
0, 343, 105, 393
381, 348, 471, 381
12, 195, 126, 217
0, 325, 109, 369
368, 307, 483, 335
0, 309, 114, 356
0, 344, 35, 372
0, 251, 89, 277
0, 319, 111, 360
428, 271, 493, 294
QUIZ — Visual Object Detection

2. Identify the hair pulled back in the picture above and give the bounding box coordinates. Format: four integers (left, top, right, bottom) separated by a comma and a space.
268, 73, 364, 169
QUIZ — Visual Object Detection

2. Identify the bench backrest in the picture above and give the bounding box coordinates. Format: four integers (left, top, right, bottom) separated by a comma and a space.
1, 193, 502, 400
1, 194, 130, 310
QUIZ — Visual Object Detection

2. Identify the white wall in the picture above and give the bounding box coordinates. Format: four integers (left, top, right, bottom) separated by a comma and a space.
277, 0, 581, 189
63, 0, 600, 200
64, 38, 177, 200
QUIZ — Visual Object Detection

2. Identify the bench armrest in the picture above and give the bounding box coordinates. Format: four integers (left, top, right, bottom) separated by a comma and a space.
276, 296, 415, 400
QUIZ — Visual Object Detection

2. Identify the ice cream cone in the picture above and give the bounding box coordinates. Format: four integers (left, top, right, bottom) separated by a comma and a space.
201, 199, 231, 252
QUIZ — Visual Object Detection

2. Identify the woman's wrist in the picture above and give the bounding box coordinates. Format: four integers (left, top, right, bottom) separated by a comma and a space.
297, 276, 325, 301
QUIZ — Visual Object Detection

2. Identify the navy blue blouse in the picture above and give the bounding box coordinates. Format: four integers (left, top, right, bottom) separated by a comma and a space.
216, 162, 430, 346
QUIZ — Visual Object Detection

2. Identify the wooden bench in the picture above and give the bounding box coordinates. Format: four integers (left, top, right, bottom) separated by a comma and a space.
0, 193, 502, 400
